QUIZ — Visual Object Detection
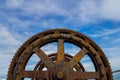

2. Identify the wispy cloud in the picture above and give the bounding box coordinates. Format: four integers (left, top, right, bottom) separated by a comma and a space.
0, 54, 12, 79
112, 38, 120, 44
100, 0, 120, 21
0, 0, 120, 79
89, 28, 120, 37
0, 25, 21, 78
1, 0, 120, 29
0, 24, 20, 47
5, 0, 66, 17
102, 47, 120, 71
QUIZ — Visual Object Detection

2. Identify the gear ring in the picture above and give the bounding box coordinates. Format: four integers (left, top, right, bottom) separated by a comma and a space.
32, 53, 85, 80
7, 29, 112, 80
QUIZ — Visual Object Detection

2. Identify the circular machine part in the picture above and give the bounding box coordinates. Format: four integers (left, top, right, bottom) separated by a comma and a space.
32, 53, 85, 80
7, 29, 112, 80
33, 53, 85, 72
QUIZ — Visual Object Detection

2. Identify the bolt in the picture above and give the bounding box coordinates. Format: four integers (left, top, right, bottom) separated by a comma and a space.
56, 71, 64, 79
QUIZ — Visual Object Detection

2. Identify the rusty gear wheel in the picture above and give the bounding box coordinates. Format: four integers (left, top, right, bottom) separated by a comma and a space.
32, 53, 85, 80
7, 29, 112, 80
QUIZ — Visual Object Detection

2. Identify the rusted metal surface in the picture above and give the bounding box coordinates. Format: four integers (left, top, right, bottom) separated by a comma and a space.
7, 29, 113, 80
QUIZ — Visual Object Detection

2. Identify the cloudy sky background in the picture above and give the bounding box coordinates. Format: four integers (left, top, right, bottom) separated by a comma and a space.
0, 0, 120, 79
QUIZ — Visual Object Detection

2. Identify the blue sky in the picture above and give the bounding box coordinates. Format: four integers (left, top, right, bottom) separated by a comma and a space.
0, 0, 120, 79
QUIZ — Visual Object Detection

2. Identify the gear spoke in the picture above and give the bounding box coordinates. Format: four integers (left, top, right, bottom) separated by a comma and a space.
22, 70, 48, 79
57, 39, 64, 62
74, 71, 99, 79
34, 47, 54, 68
67, 49, 87, 68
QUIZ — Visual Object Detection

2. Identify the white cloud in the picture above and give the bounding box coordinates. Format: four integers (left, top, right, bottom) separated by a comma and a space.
1, 0, 120, 79
0, 24, 21, 79
2, 0, 120, 28
6, 0, 23, 8
77, 0, 120, 22
7, 16, 33, 29
0, 24, 21, 55
89, 28, 120, 37
76, 0, 99, 23
5, 0, 66, 17
109, 58, 120, 71
112, 38, 120, 44
0, 24, 20, 46
0, 54, 12, 79
100, 0, 120, 21
76, 0, 120, 23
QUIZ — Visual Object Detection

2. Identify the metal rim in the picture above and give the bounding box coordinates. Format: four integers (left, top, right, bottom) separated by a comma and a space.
7, 29, 112, 80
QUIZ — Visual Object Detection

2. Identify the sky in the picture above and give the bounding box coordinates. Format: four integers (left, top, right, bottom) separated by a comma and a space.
0, 0, 120, 79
